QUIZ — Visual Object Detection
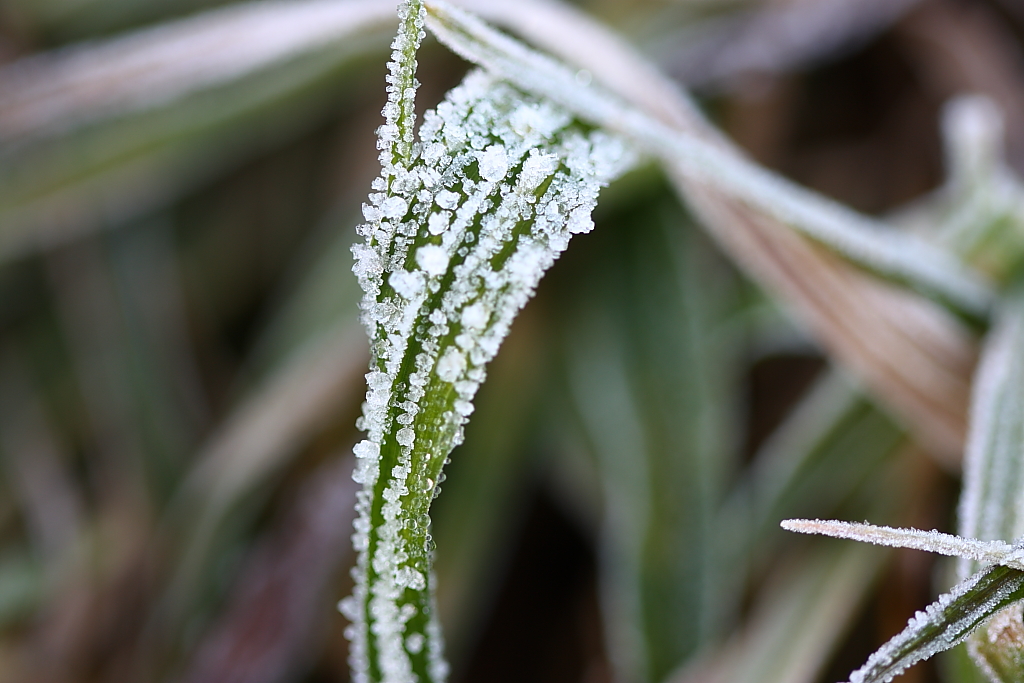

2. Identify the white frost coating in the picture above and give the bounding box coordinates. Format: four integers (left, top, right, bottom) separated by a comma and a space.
460, 302, 488, 330
382, 196, 410, 219
783, 518, 1024, 683
345, 16, 636, 680
435, 190, 459, 209
781, 519, 1024, 570
427, 211, 451, 235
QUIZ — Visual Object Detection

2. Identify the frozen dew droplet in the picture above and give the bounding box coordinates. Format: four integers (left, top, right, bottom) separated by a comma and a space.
435, 347, 466, 383
567, 206, 594, 234
397, 427, 415, 447
416, 244, 450, 276
389, 270, 425, 299
362, 204, 382, 222
382, 195, 409, 219
353, 440, 380, 461
460, 303, 488, 330
520, 152, 559, 192
436, 190, 460, 210
478, 144, 509, 182
427, 211, 451, 235
406, 633, 425, 654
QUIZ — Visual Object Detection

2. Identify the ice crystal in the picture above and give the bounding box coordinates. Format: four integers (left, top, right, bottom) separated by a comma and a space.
343, 7, 635, 678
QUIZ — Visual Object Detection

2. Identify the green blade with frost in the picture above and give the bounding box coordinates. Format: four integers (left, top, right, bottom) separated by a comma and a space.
428, 301, 547, 665
340, 3, 636, 681
848, 564, 1024, 683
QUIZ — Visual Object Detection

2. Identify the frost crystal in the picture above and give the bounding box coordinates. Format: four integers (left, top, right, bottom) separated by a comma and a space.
344, 17, 635, 679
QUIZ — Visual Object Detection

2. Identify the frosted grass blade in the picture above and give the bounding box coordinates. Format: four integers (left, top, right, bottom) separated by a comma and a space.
423, 0, 976, 465
955, 287, 1024, 679
958, 289, 1024, 576
341, 4, 636, 681
781, 515, 1024, 682
843, 565, 1024, 683
782, 520, 1024, 570
422, 0, 994, 319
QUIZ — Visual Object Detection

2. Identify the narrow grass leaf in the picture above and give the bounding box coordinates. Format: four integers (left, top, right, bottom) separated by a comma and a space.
562, 194, 740, 682
0, 0, 395, 141
956, 286, 1024, 679
782, 520, 1024, 570
342, 4, 635, 681
958, 288, 1024, 576
781, 516, 1024, 681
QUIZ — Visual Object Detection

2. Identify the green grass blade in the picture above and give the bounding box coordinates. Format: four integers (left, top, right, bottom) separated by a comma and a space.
560, 192, 740, 682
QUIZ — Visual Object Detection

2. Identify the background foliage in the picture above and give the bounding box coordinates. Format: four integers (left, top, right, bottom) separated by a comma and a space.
1, 0, 1023, 681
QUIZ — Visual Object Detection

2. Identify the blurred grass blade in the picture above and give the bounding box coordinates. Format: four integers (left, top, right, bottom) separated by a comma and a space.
0, 0, 395, 141
179, 457, 358, 683
936, 96, 1024, 285
423, 0, 994, 319
0, 0, 397, 261
730, 372, 903, 557
423, 0, 978, 465
666, 0, 924, 89
958, 287, 1024, 573
672, 543, 886, 683
718, 370, 904, 615
154, 320, 367, 654
562, 193, 740, 682
957, 285, 1024, 678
